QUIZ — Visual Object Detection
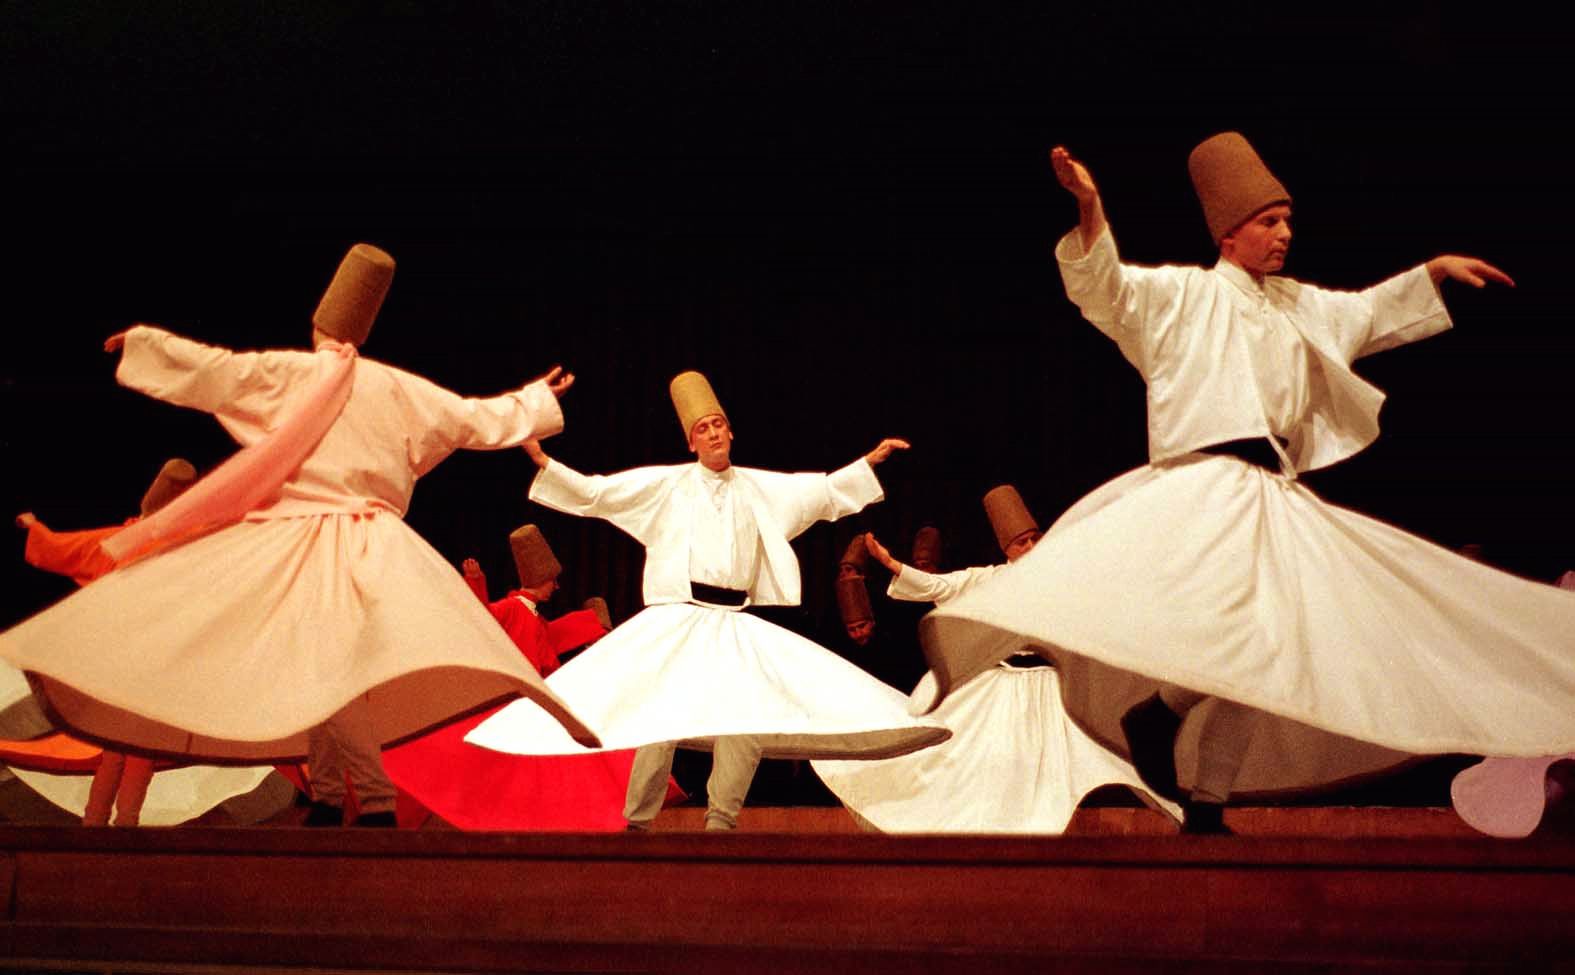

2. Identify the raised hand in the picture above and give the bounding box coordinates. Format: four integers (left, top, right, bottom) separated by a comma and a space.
863, 532, 903, 575
540, 365, 576, 398
1050, 146, 1098, 204
864, 438, 911, 466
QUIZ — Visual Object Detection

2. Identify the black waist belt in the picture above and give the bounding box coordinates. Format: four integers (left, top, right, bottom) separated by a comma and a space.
689, 581, 747, 607
1197, 437, 1287, 473
1004, 653, 1052, 670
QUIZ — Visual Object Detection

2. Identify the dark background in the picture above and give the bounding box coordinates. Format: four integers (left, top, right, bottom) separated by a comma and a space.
3, 3, 1568, 670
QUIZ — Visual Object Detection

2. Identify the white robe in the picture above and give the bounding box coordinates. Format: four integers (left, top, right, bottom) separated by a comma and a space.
921, 230, 1575, 794
813, 564, 1183, 832
467, 458, 950, 759
0, 326, 597, 760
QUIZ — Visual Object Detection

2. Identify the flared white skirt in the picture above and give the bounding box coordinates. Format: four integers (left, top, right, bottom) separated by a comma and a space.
814, 664, 1183, 832
468, 602, 949, 760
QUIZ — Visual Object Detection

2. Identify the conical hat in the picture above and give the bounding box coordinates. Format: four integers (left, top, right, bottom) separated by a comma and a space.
139, 458, 197, 517
911, 526, 942, 572
669, 371, 726, 440
509, 524, 562, 589
312, 243, 395, 346
839, 534, 871, 574
982, 485, 1039, 552
1187, 132, 1291, 244
836, 576, 874, 627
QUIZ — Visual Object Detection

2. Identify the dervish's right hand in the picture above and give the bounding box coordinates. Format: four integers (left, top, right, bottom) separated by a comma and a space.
15, 512, 37, 532
541, 365, 575, 398
104, 330, 129, 353
864, 533, 904, 575
461, 558, 483, 579
522, 440, 550, 469
1051, 146, 1098, 204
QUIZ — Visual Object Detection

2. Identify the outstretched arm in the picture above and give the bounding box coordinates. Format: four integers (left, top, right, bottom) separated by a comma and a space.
1052, 146, 1107, 252
1426, 256, 1515, 289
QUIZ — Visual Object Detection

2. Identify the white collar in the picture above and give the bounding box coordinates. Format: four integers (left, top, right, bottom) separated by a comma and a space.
1213, 257, 1272, 298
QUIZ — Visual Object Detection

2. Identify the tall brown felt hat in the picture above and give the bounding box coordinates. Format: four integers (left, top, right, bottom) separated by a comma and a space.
583, 596, 612, 631
1187, 132, 1291, 244
839, 534, 871, 574
836, 576, 874, 627
139, 458, 197, 517
669, 371, 727, 441
510, 524, 562, 589
313, 243, 395, 346
912, 526, 942, 572
982, 485, 1039, 553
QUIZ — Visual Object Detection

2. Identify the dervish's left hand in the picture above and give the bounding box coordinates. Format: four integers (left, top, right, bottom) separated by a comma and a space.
540, 366, 575, 398
104, 330, 129, 353
1426, 255, 1515, 289
15, 512, 38, 532
864, 438, 911, 466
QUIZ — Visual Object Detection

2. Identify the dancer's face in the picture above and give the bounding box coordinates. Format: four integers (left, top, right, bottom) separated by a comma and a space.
1003, 530, 1042, 562
1221, 204, 1292, 278
688, 414, 733, 471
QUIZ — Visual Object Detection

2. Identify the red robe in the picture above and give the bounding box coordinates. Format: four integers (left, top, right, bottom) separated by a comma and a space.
381, 592, 682, 830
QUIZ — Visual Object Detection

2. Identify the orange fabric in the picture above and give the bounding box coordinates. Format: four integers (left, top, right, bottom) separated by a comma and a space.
24, 521, 129, 587
0, 732, 103, 773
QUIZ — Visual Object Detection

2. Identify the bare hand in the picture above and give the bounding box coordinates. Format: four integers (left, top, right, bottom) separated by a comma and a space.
461, 558, 483, 579
1427, 255, 1515, 289
522, 440, 550, 468
540, 365, 575, 398
1050, 146, 1098, 204
864, 438, 911, 466
864, 532, 903, 575
104, 331, 129, 353
15, 512, 37, 532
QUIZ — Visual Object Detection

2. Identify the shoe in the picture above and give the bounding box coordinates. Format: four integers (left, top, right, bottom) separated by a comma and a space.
353, 811, 398, 828
1120, 694, 1184, 802
303, 801, 344, 827
1180, 800, 1233, 836
625, 821, 651, 832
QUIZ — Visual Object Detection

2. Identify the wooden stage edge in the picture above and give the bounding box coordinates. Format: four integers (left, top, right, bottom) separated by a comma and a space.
4, 808, 1575, 974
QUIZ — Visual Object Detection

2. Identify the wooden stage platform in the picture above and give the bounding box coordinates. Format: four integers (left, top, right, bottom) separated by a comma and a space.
3, 807, 1574, 974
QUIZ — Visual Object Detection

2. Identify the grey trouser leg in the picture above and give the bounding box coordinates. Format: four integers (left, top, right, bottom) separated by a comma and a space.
1188, 699, 1261, 804
623, 742, 679, 828
1156, 686, 1261, 804
703, 736, 763, 831
307, 698, 397, 815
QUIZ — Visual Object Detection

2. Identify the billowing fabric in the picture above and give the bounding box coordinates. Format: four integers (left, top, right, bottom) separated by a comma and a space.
7, 517, 274, 823
9, 763, 273, 827
468, 602, 950, 759
815, 666, 1183, 832
923, 456, 1575, 794
1450, 574, 1575, 837
920, 231, 1575, 796
814, 564, 1182, 832
0, 326, 596, 759
383, 602, 676, 831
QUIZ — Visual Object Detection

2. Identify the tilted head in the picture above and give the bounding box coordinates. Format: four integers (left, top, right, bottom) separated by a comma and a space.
670, 370, 733, 471
1188, 132, 1293, 277
510, 524, 562, 601
983, 484, 1041, 563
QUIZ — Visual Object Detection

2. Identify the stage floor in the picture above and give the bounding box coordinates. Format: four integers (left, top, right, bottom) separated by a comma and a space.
3, 807, 1573, 974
